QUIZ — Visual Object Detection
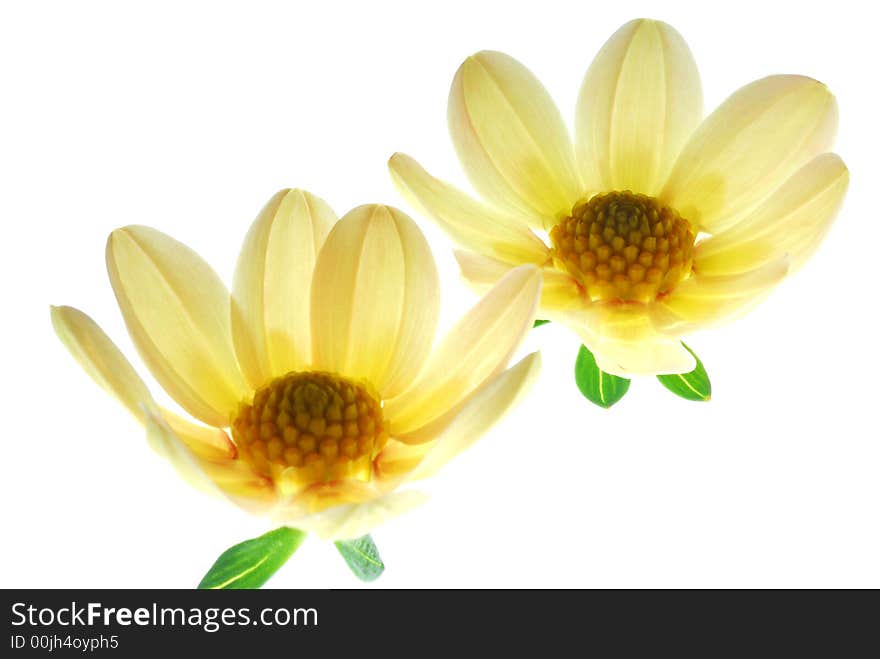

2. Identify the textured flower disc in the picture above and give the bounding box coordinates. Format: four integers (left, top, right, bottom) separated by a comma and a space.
550, 191, 696, 303
231, 371, 387, 487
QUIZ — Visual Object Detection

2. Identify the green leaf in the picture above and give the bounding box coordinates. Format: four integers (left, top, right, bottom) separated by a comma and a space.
574, 344, 630, 408
198, 527, 306, 589
657, 343, 712, 401
533, 319, 550, 328
335, 534, 385, 582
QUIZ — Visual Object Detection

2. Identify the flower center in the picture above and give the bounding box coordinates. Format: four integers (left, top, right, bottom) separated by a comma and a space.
231, 371, 387, 487
549, 191, 696, 303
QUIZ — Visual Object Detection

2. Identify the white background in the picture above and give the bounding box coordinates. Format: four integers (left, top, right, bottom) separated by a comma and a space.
2, 0, 878, 588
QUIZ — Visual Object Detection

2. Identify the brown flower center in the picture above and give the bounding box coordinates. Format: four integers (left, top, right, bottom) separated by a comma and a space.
231, 371, 387, 487
549, 191, 696, 303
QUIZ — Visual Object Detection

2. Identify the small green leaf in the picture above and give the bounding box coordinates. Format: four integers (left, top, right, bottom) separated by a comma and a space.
335, 534, 385, 582
574, 344, 630, 408
198, 527, 306, 589
656, 343, 712, 401
533, 319, 550, 328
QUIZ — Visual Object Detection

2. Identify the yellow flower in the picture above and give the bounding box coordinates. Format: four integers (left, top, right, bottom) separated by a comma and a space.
51, 191, 542, 540
390, 18, 849, 376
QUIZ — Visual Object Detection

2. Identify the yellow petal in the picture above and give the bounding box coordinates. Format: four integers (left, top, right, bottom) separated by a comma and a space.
144, 407, 273, 506
404, 352, 541, 474
558, 305, 695, 376
385, 265, 541, 435
310, 205, 440, 397
454, 250, 583, 311
593, 336, 696, 377
232, 189, 335, 388
107, 226, 249, 427
51, 305, 238, 461
448, 50, 581, 221
143, 406, 223, 495
658, 256, 790, 331
161, 410, 236, 461
591, 335, 694, 377
50, 305, 153, 420
694, 153, 849, 275
576, 19, 702, 195
388, 152, 551, 258
661, 75, 838, 233
278, 490, 428, 541
374, 440, 432, 480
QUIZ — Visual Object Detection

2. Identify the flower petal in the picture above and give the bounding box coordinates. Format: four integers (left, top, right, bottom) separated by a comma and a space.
374, 440, 432, 480
454, 249, 582, 310
278, 490, 428, 541
50, 305, 260, 503
388, 152, 551, 258
661, 75, 838, 233
384, 265, 541, 435
658, 256, 790, 332
144, 407, 273, 506
232, 189, 335, 389
162, 411, 236, 461
556, 305, 695, 376
51, 305, 237, 460
107, 226, 249, 427
402, 352, 541, 475
51, 305, 153, 420
590, 334, 694, 377
694, 153, 849, 275
310, 205, 440, 397
143, 407, 224, 495
448, 50, 581, 220
576, 19, 702, 196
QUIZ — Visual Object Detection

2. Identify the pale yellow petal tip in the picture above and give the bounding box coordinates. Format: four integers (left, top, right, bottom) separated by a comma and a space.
261, 187, 335, 215
343, 202, 390, 219
813, 152, 850, 184
49, 304, 67, 322
270, 187, 293, 199
387, 151, 416, 178
387, 153, 418, 198
104, 225, 140, 263
519, 350, 543, 380
456, 51, 517, 83
107, 224, 139, 241
763, 73, 835, 98
466, 49, 504, 64
615, 17, 684, 37
623, 17, 662, 29
105, 227, 122, 248
50, 304, 81, 339
282, 187, 330, 207
388, 151, 410, 166
264, 188, 300, 212
344, 202, 420, 231
50, 303, 94, 319
49, 304, 78, 341
787, 73, 831, 90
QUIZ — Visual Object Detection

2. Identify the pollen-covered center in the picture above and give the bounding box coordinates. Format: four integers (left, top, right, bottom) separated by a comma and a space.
549, 191, 696, 303
231, 371, 387, 487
